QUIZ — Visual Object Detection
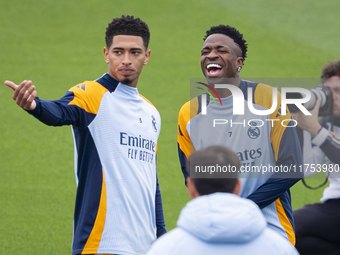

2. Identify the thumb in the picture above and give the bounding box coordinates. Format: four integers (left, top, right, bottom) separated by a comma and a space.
4, 80, 18, 91
290, 112, 297, 120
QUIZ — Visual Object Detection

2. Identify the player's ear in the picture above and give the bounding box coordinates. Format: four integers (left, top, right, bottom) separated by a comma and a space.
233, 179, 241, 196
143, 49, 151, 65
187, 177, 200, 199
236, 57, 244, 68
104, 47, 109, 64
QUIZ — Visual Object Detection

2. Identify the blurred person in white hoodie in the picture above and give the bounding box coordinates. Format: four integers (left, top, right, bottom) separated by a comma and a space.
146, 145, 298, 255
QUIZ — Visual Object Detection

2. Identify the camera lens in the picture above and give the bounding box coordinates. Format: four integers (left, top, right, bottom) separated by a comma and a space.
286, 86, 333, 116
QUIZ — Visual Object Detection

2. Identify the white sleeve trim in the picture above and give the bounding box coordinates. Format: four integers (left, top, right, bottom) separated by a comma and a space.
312, 127, 329, 146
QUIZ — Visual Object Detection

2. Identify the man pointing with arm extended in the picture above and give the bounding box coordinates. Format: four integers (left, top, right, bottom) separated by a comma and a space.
5, 15, 166, 255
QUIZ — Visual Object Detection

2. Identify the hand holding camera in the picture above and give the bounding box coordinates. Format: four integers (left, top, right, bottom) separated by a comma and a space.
291, 99, 322, 138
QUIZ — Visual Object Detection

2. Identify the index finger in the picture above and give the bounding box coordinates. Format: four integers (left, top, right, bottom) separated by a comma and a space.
12, 80, 29, 100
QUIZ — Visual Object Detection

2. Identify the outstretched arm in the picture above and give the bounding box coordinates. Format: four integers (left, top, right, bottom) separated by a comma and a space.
5, 79, 83, 127
5, 80, 37, 111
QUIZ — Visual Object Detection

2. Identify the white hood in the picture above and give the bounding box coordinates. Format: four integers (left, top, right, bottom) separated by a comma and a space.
177, 192, 267, 243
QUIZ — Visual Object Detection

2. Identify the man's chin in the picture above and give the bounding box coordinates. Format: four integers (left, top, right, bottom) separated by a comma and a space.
204, 76, 240, 86
121, 78, 133, 85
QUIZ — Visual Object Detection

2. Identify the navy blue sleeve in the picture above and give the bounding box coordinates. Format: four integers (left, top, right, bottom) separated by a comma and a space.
247, 178, 299, 209
155, 176, 166, 237
177, 142, 189, 185
27, 91, 80, 126
247, 124, 303, 209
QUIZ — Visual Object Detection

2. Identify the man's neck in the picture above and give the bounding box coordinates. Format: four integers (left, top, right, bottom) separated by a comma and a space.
210, 77, 241, 98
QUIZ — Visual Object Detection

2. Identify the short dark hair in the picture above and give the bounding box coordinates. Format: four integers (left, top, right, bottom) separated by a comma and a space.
203, 25, 248, 61
321, 60, 340, 83
105, 15, 150, 49
188, 146, 240, 195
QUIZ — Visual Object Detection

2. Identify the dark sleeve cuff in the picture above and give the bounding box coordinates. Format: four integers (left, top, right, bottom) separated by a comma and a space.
26, 97, 41, 117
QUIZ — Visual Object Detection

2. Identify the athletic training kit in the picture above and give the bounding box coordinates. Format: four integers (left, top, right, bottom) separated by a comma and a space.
29, 73, 166, 255
178, 79, 302, 245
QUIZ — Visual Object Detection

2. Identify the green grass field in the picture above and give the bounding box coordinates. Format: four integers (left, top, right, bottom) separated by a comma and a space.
0, 0, 339, 253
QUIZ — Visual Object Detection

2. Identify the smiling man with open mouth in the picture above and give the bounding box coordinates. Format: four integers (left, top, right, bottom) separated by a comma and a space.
200, 29, 245, 98
177, 24, 303, 249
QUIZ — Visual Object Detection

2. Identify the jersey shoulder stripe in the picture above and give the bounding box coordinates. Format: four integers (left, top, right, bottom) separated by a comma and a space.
177, 97, 199, 158
275, 198, 295, 245
68, 81, 109, 114
140, 94, 154, 106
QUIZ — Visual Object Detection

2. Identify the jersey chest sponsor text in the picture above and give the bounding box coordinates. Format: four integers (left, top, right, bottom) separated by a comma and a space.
120, 132, 156, 164
236, 147, 263, 168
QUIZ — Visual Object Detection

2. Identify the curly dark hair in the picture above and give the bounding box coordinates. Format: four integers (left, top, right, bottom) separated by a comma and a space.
105, 15, 150, 49
203, 25, 248, 61
321, 60, 340, 82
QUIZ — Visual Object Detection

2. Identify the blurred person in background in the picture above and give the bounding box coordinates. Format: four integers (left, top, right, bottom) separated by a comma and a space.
292, 59, 340, 255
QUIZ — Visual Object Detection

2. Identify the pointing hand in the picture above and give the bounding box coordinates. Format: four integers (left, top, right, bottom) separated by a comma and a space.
4, 80, 37, 111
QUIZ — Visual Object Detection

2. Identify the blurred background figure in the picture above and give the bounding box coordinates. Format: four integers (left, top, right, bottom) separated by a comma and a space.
292, 60, 340, 255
